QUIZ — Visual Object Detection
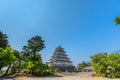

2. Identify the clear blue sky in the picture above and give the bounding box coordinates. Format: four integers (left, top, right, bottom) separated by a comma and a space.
0, 0, 120, 66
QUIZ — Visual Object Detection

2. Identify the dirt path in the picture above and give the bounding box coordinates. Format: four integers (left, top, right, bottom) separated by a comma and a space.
1, 72, 120, 80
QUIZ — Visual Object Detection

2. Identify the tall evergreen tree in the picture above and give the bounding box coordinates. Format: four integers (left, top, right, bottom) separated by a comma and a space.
0, 31, 9, 49
22, 35, 45, 60
22, 35, 45, 75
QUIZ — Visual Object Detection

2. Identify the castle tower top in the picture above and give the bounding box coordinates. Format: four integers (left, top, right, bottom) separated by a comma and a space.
55, 45, 65, 53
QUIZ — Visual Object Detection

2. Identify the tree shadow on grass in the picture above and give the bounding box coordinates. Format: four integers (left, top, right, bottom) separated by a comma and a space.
27, 75, 63, 78
0, 76, 15, 80
0, 74, 63, 80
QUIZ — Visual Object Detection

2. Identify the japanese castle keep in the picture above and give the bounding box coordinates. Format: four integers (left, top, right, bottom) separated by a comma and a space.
48, 46, 74, 72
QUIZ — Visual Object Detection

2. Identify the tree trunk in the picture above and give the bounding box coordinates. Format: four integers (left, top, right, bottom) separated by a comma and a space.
33, 50, 36, 60
0, 67, 2, 72
4, 64, 11, 76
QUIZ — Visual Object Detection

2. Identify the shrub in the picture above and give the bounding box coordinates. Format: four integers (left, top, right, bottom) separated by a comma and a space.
91, 53, 120, 78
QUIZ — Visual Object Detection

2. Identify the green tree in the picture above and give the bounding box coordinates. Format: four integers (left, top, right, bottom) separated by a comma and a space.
21, 53, 42, 74
22, 35, 45, 60
115, 16, 120, 25
10, 50, 22, 75
21, 36, 56, 76
91, 53, 120, 78
21, 35, 46, 75
0, 31, 9, 49
90, 53, 107, 68
0, 47, 16, 75
77, 61, 89, 72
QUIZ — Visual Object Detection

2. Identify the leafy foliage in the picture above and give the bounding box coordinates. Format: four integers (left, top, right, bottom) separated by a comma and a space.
0, 47, 16, 71
77, 61, 90, 72
115, 16, 120, 25
22, 35, 45, 60
21, 35, 56, 76
91, 53, 120, 78
21, 53, 56, 76
0, 31, 9, 49
10, 50, 22, 75
0, 32, 57, 76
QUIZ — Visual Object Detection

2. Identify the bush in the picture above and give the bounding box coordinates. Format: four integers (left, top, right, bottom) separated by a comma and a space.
21, 53, 56, 76
91, 53, 120, 78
